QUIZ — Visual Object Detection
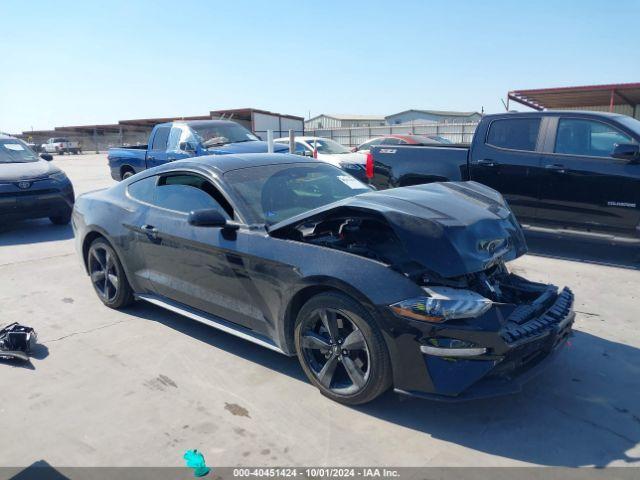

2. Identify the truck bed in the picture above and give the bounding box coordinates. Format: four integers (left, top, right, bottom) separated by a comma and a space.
107, 147, 148, 180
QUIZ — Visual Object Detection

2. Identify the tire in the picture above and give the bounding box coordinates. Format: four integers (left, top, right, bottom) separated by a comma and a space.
121, 169, 134, 180
87, 238, 135, 309
49, 211, 72, 225
294, 291, 392, 405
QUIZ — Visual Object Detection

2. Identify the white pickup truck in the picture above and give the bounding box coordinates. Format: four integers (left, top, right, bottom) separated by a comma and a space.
41, 137, 82, 155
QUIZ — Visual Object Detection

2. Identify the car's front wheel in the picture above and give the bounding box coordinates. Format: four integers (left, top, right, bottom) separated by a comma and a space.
294, 292, 392, 405
87, 238, 134, 309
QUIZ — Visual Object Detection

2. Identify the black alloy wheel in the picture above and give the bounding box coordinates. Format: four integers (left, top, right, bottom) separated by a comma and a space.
295, 292, 392, 405
87, 238, 134, 309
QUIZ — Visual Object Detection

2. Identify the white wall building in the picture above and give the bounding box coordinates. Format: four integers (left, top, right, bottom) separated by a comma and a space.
385, 109, 482, 125
305, 114, 386, 130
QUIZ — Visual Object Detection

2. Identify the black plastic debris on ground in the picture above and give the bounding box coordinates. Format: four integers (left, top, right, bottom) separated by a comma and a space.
0, 322, 37, 363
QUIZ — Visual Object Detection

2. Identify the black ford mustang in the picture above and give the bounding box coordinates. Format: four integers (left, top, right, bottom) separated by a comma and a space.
73, 153, 574, 405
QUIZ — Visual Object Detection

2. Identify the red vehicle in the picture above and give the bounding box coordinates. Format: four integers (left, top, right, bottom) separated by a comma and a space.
353, 134, 451, 153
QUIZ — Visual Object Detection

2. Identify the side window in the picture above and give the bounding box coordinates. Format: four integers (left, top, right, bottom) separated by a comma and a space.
166, 127, 183, 152
155, 173, 234, 218
179, 127, 199, 151
554, 118, 633, 158
151, 126, 171, 151
486, 118, 541, 151
128, 176, 157, 203
382, 137, 403, 145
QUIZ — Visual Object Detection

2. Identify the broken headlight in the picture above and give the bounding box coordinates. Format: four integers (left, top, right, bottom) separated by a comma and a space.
390, 286, 492, 323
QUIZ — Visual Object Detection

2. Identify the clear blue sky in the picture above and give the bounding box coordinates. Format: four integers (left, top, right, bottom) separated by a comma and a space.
1, 0, 639, 133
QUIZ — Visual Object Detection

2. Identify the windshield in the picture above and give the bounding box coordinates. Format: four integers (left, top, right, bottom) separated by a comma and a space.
191, 123, 259, 148
306, 138, 351, 154
617, 116, 640, 139
224, 163, 371, 225
0, 139, 38, 163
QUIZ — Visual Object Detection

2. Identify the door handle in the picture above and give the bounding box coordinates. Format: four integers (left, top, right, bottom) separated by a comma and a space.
147, 156, 155, 161
140, 224, 159, 238
473, 159, 499, 167
545, 164, 566, 174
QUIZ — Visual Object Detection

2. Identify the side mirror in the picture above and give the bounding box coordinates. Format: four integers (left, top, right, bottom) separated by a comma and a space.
40, 153, 53, 161
612, 143, 640, 162
351, 147, 358, 152
188, 209, 240, 231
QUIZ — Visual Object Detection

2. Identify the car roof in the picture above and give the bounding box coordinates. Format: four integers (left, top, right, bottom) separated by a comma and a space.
152, 152, 320, 175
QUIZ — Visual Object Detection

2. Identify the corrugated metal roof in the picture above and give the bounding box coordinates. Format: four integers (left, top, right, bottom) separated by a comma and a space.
386, 109, 480, 118
509, 83, 640, 110
210, 108, 304, 121
308, 114, 385, 121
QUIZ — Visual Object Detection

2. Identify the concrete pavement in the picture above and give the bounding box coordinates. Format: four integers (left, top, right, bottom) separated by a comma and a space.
1, 154, 639, 467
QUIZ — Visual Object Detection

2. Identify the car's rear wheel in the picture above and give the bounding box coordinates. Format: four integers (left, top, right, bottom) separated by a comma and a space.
294, 292, 392, 405
87, 238, 134, 309
121, 169, 134, 180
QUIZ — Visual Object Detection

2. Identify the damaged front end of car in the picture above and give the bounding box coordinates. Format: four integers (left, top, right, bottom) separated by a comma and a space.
270, 181, 575, 400
388, 264, 575, 400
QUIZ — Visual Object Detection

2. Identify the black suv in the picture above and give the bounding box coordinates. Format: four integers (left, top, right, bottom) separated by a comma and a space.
0, 135, 74, 225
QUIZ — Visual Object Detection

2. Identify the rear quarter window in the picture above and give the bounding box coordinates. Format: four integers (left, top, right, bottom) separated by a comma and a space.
127, 176, 156, 203
486, 118, 540, 151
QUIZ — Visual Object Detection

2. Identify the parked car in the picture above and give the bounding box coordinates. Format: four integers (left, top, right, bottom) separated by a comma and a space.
73, 153, 574, 405
0, 135, 74, 224
108, 120, 289, 181
27, 142, 42, 153
274, 136, 368, 181
354, 134, 452, 154
41, 137, 82, 155
367, 111, 640, 241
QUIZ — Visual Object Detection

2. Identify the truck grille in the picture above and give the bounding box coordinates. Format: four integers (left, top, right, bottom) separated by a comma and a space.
500, 287, 574, 344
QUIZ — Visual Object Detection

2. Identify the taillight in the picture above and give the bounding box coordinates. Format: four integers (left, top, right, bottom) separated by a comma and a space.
366, 152, 374, 178
59, 143, 64, 147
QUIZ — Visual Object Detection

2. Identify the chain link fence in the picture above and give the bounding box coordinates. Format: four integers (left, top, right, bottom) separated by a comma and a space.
21, 121, 479, 153
303, 122, 479, 147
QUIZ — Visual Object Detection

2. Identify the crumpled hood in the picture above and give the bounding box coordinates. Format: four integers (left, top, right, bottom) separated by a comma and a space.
206, 140, 289, 155
270, 181, 528, 278
0, 159, 60, 181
